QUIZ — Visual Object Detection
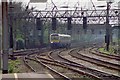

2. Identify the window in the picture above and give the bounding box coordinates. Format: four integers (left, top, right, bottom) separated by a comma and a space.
51, 35, 59, 40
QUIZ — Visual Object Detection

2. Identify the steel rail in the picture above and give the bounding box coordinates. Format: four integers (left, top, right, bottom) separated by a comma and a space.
93, 48, 120, 60
69, 49, 120, 71
47, 49, 102, 79
57, 49, 120, 79
36, 56, 101, 80
24, 56, 72, 80
77, 51, 120, 71
88, 48, 120, 62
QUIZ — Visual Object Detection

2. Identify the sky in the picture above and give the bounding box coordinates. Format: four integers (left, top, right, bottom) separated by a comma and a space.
0, 0, 120, 34
27, 0, 120, 10
0, 0, 120, 10
20, 0, 120, 10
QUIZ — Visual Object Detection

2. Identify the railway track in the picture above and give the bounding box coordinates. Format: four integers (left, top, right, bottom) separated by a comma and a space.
92, 48, 120, 61
76, 50, 120, 71
22, 49, 101, 80
23, 52, 71, 79
85, 48, 120, 66
24, 57, 72, 80
68, 49, 120, 77
36, 56, 100, 80
47, 49, 120, 80
15, 44, 119, 80
24, 53, 99, 80
22, 49, 75, 80
12, 48, 50, 56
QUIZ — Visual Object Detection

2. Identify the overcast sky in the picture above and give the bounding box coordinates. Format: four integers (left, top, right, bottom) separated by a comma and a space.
0, 0, 120, 34
28, 0, 120, 10
0, 0, 118, 10
0, 0, 120, 10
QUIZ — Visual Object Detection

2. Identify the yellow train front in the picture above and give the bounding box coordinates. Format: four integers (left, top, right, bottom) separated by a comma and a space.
50, 33, 71, 48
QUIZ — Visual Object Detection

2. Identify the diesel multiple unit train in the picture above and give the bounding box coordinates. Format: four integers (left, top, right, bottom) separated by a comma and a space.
50, 33, 71, 48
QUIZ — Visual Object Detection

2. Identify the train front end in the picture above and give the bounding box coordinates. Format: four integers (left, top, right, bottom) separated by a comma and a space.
50, 33, 60, 48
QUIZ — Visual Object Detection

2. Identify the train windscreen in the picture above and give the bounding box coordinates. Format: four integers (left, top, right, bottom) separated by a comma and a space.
51, 35, 59, 41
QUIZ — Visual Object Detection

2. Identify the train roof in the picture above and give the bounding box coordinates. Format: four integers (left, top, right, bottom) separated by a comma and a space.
50, 33, 71, 37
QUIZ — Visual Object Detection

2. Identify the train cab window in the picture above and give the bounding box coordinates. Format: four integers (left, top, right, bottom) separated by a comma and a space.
51, 35, 59, 40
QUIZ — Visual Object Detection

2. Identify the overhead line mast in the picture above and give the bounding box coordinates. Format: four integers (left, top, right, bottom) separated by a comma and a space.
2, 0, 9, 74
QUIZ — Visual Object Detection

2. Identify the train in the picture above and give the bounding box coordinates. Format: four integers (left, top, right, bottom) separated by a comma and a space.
50, 33, 71, 48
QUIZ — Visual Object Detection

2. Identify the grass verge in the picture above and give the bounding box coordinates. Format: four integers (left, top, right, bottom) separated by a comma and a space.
8, 59, 20, 73
98, 47, 115, 54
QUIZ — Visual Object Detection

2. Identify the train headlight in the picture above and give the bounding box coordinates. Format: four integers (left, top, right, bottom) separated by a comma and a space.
51, 42, 53, 43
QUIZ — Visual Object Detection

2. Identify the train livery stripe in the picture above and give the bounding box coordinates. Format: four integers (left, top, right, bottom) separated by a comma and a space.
51, 40, 59, 42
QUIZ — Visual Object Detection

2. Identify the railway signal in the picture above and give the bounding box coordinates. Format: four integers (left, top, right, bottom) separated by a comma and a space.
105, 35, 110, 44
83, 17, 87, 33
52, 17, 57, 30
67, 17, 72, 30
36, 18, 42, 30
83, 17, 87, 30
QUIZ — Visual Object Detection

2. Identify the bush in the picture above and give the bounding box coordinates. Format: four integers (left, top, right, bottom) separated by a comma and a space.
16, 39, 24, 50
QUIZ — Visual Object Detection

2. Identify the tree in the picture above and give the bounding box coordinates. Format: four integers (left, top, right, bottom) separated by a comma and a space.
8, 1, 36, 49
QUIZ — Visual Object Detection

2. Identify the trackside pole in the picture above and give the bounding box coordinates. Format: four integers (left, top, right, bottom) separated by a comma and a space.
105, 2, 110, 51
118, 1, 120, 53
2, 0, 9, 74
